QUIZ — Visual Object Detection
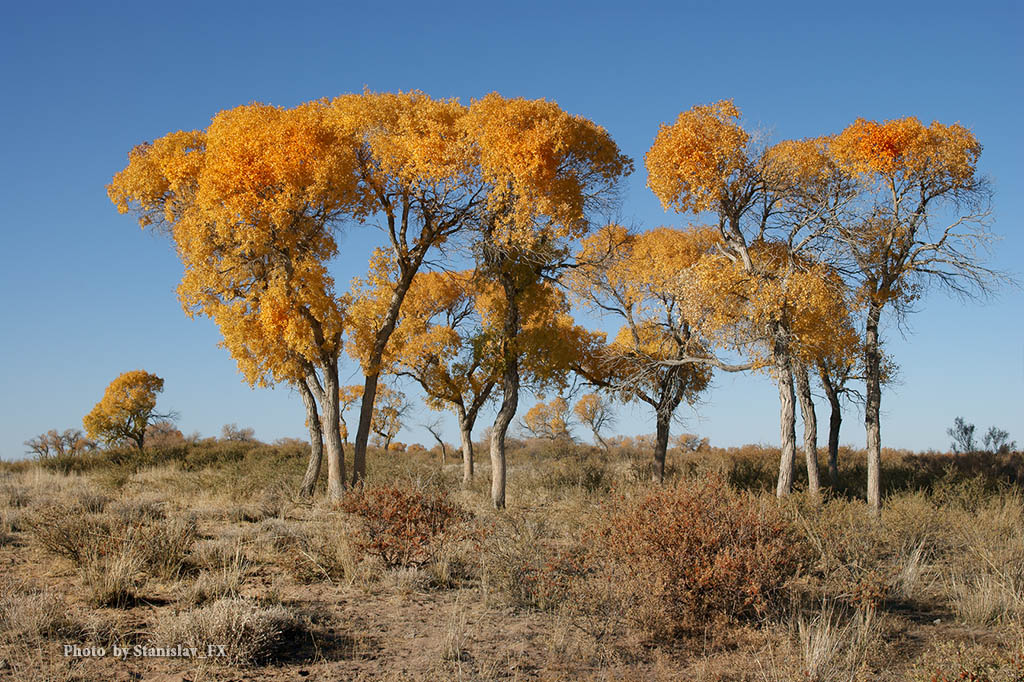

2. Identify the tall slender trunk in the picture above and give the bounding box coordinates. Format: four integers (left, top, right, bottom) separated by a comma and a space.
319, 364, 346, 500
774, 333, 798, 498
457, 406, 474, 484
818, 363, 842, 485
793, 361, 821, 498
490, 368, 518, 509
350, 268, 420, 486
652, 412, 671, 484
298, 380, 324, 498
864, 303, 883, 515
489, 291, 521, 510
351, 371, 379, 487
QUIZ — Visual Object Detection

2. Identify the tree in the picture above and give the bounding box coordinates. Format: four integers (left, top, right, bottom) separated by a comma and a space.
645, 101, 859, 497
464, 94, 632, 508
83, 370, 173, 451
422, 417, 450, 465
522, 397, 573, 441
982, 426, 1016, 454
329, 92, 490, 487
24, 429, 96, 464
108, 101, 355, 498
369, 384, 410, 450
830, 116, 1002, 513
573, 393, 615, 451
221, 424, 256, 442
349, 265, 496, 483
948, 416, 977, 454
571, 225, 717, 482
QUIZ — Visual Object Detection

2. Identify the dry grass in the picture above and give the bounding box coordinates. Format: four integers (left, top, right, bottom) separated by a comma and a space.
150, 597, 297, 665
0, 437, 1021, 679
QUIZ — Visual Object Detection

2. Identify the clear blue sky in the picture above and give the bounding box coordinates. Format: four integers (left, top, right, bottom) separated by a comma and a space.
1, 0, 1021, 460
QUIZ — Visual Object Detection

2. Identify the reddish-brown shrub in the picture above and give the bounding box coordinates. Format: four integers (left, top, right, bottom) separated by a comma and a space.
589, 474, 806, 639
339, 486, 470, 568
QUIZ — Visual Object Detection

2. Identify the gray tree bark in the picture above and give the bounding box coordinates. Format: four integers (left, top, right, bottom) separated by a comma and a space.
864, 303, 883, 515
298, 380, 324, 498
652, 412, 671, 484
793, 361, 821, 498
489, 289, 521, 510
457, 407, 474, 484
817, 363, 842, 485
774, 334, 798, 498
312, 366, 346, 500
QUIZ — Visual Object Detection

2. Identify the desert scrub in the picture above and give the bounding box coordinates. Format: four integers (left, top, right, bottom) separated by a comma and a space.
586, 474, 807, 640
339, 485, 471, 569
0, 580, 84, 641
151, 598, 297, 665
480, 513, 586, 611
27, 504, 198, 582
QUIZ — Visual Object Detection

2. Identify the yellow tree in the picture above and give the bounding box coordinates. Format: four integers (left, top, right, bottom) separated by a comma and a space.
646, 101, 858, 496
108, 101, 355, 498
462, 93, 632, 508
522, 397, 573, 441
571, 225, 718, 482
83, 370, 173, 451
369, 384, 410, 450
829, 117, 1000, 513
326, 91, 487, 487
350, 266, 496, 482
573, 393, 614, 451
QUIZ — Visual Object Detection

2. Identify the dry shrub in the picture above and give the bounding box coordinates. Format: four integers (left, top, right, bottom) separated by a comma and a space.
0, 483, 30, 508
480, 514, 584, 611
181, 539, 250, 605
587, 474, 806, 640
339, 485, 471, 569
911, 641, 1024, 682
0, 580, 84, 641
796, 601, 877, 682
273, 518, 363, 584
133, 516, 198, 579
81, 541, 144, 607
151, 598, 296, 665
28, 504, 197, 583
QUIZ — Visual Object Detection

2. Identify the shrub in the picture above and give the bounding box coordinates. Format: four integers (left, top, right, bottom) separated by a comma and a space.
480, 514, 584, 611
151, 598, 296, 665
588, 474, 807, 639
0, 581, 84, 641
339, 485, 471, 569
28, 505, 196, 579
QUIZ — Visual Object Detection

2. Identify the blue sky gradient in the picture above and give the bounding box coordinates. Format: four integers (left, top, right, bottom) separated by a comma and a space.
1, 0, 1021, 459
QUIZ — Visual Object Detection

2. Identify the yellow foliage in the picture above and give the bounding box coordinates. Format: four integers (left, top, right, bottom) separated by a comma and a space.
82, 370, 166, 449
464, 93, 633, 245
522, 397, 572, 440
645, 100, 750, 214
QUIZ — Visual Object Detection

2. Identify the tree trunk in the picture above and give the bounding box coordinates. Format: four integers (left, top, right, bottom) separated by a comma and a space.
350, 371, 379, 487
489, 288, 521, 510
490, 370, 518, 509
864, 303, 883, 515
298, 380, 324, 498
652, 412, 671, 483
793, 361, 821, 498
818, 363, 842, 485
319, 365, 346, 500
774, 335, 798, 498
457, 407, 474, 484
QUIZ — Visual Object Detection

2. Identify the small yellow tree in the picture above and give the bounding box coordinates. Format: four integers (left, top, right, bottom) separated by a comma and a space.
83, 370, 172, 451
573, 393, 614, 451
522, 397, 573, 441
